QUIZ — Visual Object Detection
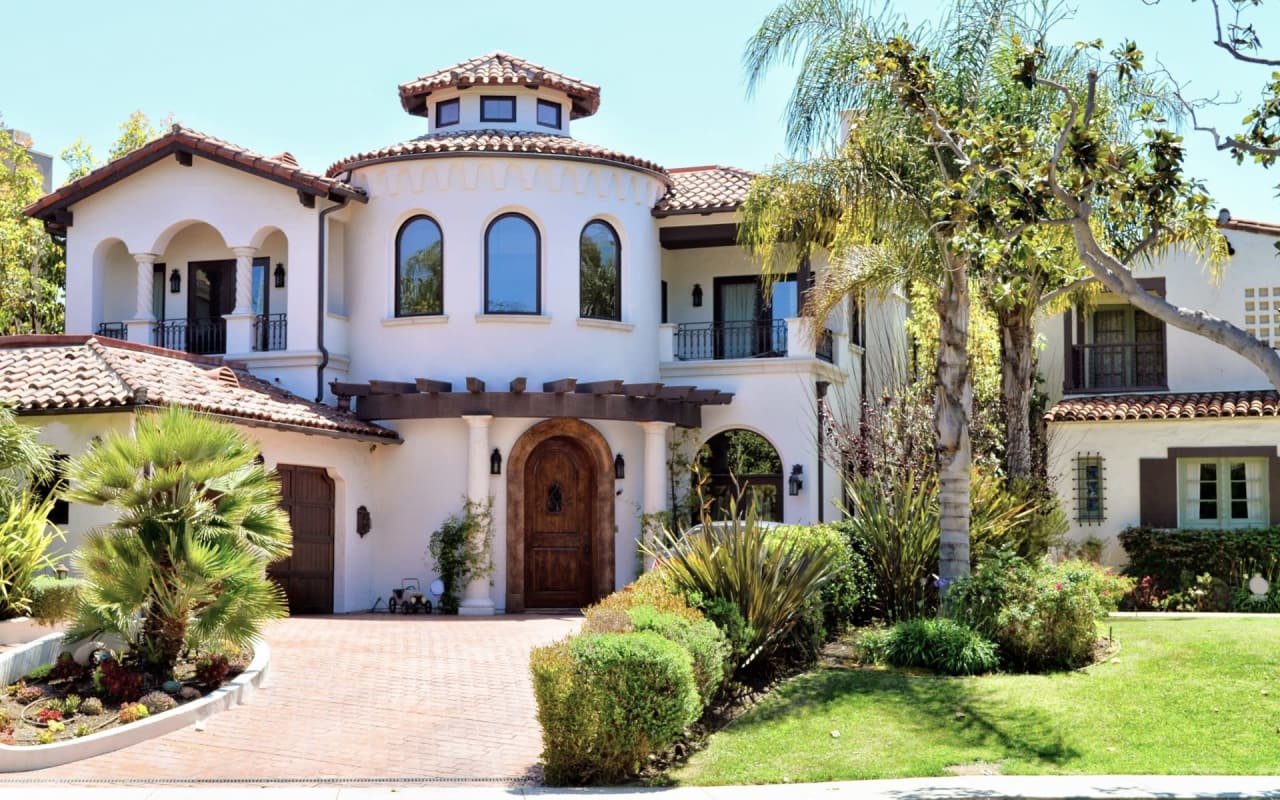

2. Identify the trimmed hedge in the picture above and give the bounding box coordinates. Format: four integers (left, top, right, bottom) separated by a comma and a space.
531, 631, 701, 785
627, 605, 728, 704
1119, 526, 1280, 592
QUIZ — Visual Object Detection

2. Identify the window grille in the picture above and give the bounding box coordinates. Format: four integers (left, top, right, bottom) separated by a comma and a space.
1074, 453, 1105, 524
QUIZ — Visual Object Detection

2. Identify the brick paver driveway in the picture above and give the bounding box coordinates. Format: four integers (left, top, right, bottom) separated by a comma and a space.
9, 614, 581, 785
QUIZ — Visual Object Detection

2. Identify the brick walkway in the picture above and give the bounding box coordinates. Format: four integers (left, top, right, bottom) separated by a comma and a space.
7, 614, 581, 785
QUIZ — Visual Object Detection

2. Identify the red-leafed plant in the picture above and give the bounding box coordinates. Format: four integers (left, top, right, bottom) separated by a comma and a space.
194, 653, 230, 689
93, 658, 144, 702
35, 707, 62, 724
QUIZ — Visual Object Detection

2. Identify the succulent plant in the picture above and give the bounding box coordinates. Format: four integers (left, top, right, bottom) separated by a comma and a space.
15, 685, 44, 705
139, 690, 177, 715
35, 729, 54, 745
59, 694, 82, 715
77, 696, 104, 716
116, 702, 150, 724
74, 723, 91, 738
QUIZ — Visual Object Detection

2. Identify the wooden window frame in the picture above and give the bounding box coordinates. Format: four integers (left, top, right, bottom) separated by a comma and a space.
1177, 456, 1269, 529
480, 95, 517, 123
435, 98, 460, 128
484, 213, 541, 315
395, 215, 445, 317
579, 219, 621, 321
536, 99, 562, 129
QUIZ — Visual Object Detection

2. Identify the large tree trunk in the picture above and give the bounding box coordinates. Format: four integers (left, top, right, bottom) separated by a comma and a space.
935, 255, 973, 602
998, 302, 1036, 481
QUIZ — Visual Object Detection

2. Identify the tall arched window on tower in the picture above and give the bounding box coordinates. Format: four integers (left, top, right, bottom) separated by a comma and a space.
485, 214, 540, 314
395, 216, 443, 316
579, 220, 621, 320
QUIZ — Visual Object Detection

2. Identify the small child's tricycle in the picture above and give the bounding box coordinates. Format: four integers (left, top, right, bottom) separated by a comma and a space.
388, 578, 432, 614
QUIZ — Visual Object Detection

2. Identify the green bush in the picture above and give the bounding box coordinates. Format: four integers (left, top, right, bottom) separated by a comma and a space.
780, 523, 874, 638
859, 618, 998, 675
644, 503, 841, 670
840, 472, 940, 621
682, 593, 755, 666
28, 575, 82, 625
970, 471, 1068, 562
1119, 526, 1280, 595
0, 493, 64, 620
426, 500, 494, 615
628, 605, 728, 704
531, 632, 701, 785
950, 552, 1124, 671
588, 569, 704, 623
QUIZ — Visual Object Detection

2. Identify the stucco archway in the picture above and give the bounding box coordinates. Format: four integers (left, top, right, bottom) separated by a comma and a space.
505, 418, 615, 612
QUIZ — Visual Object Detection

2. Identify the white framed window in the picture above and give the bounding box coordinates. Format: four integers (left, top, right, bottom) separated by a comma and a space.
1178, 457, 1268, 529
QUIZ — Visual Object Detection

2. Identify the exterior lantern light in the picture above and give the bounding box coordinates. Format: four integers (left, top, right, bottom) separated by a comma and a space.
614, 453, 626, 480
169, 269, 181, 294
356, 505, 372, 537
788, 464, 804, 496
490, 448, 502, 475
692, 283, 703, 307
274, 263, 286, 288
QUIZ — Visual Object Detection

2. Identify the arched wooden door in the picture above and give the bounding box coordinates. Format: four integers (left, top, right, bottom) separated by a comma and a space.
524, 436, 595, 608
269, 464, 335, 615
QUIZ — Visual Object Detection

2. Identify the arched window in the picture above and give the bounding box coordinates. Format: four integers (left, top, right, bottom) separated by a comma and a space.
485, 213, 540, 314
697, 429, 784, 522
395, 216, 443, 316
580, 220, 621, 320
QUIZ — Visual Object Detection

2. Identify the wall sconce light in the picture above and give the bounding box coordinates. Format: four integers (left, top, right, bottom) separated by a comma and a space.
692, 283, 703, 307
169, 268, 181, 293
274, 263, 286, 288
54, 564, 69, 580
788, 464, 804, 496
490, 448, 502, 475
614, 453, 626, 480
356, 505, 372, 537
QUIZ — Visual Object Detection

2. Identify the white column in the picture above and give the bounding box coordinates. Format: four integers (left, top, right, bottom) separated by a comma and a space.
125, 253, 158, 345
658, 323, 676, 362
224, 246, 257, 354
459, 414, 496, 616
639, 421, 673, 571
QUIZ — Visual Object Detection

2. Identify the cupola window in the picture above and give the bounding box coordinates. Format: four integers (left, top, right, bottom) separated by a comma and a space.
480, 96, 517, 123
485, 213, 540, 314
580, 220, 621, 320
537, 99, 562, 129
435, 98, 460, 128
396, 216, 444, 316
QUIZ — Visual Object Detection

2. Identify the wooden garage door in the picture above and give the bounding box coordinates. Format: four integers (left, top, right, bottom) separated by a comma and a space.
269, 465, 335, 615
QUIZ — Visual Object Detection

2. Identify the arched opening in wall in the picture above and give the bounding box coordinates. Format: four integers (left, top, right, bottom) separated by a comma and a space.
698, 429, 784, 522
93, 239, 136, 336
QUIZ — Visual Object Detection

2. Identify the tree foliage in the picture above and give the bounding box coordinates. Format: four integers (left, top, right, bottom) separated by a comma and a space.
0, 126, 64, 334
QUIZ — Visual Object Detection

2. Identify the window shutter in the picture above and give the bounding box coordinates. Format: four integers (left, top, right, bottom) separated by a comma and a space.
1270, 455, 1280, 525
1139, 457, 1177, 527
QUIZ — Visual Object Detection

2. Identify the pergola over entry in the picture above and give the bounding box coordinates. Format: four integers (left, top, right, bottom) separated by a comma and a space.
330, 377, 732, 427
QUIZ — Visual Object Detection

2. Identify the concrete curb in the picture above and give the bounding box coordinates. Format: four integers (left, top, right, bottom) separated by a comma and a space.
0, 638, 270, 772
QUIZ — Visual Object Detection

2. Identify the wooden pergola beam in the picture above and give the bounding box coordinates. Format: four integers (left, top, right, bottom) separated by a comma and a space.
466, 377, 486, 393
543, 378, 578, 394
415, 378, 453, 393
620, 383, 663, 398
509, 377, 527, 394
577, 379, 624, 395
369, 380, 416, 395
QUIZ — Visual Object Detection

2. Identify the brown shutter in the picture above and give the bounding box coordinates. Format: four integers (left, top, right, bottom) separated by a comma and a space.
1270, 455, 1280, 525
1139, 458, 1177, 528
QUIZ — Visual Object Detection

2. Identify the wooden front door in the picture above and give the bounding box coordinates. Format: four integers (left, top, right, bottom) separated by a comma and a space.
525, 436, 595, 608
269, 464, 335, 615
187, 259, 235, 354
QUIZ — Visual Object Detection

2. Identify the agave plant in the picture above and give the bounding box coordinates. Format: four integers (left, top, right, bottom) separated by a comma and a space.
64, 406, 292, 674
643, 492, 840, 669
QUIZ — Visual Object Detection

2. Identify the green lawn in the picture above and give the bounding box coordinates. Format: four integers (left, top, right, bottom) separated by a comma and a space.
672, 617, 1280, 785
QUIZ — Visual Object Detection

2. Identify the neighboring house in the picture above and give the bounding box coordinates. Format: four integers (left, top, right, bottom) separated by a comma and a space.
21, 52, 902, 614
3, 128, 53, 194
1040, 212, 1280, 564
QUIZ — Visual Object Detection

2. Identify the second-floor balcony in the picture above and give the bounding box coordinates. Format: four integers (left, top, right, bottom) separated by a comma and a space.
97, 314, 288, 356
1067, 341, 1167, 392
667, 319, 837, 365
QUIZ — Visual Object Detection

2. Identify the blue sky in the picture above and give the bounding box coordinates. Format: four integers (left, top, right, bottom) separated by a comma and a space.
4, 0, 1276, 218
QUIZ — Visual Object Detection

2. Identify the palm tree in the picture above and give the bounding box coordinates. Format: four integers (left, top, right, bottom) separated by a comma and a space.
64, 406, 291, 675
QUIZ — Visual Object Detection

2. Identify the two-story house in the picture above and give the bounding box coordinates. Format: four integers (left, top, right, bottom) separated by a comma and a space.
20, 52, 900, 615
1041, 212, 1280, 564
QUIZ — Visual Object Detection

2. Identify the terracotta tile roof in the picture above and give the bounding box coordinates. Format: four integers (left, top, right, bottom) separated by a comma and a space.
25, 126, 366, 234
1219, 216, 1280, 236
1045, 391, 1280, 422
0, 336, 397, 441
326, 130, 667, 178
653, 166, 755, 216
399, 51, 601, 120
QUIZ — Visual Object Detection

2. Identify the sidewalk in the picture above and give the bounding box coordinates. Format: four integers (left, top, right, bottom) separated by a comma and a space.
2, 776, 1280, 799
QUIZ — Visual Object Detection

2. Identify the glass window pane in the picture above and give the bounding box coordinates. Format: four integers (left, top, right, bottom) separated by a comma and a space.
1199, 500, 1218, 520
487, 216, 538, 313
398, 218, 443, 316
1199, 463, 1217, 482
1232, 500, 1249, 519
436, 99, 460, 127
580, 221, 619, 319
252, 263, 266, 316
537, 100, 561, 128
481, 97, 516, 122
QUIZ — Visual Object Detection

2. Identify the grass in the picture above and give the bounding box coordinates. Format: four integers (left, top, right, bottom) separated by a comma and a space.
672, 617, 1280, 784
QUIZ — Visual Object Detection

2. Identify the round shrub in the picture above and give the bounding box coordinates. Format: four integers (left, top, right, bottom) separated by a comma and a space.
582, 608, 634, 635
587, 570, 703, 622
627, 605, 728, 704
139, 690, 177, 715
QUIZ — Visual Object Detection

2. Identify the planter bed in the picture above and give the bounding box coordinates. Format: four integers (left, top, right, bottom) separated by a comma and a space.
0, 634, 269, 772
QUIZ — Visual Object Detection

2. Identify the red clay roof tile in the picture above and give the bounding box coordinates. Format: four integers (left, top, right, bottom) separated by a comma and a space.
0, 336, 397, 441
1045, 391, 1280, 422
653, 165, 755, 216
399, 52, 601, 120
326, 130, 667, 178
